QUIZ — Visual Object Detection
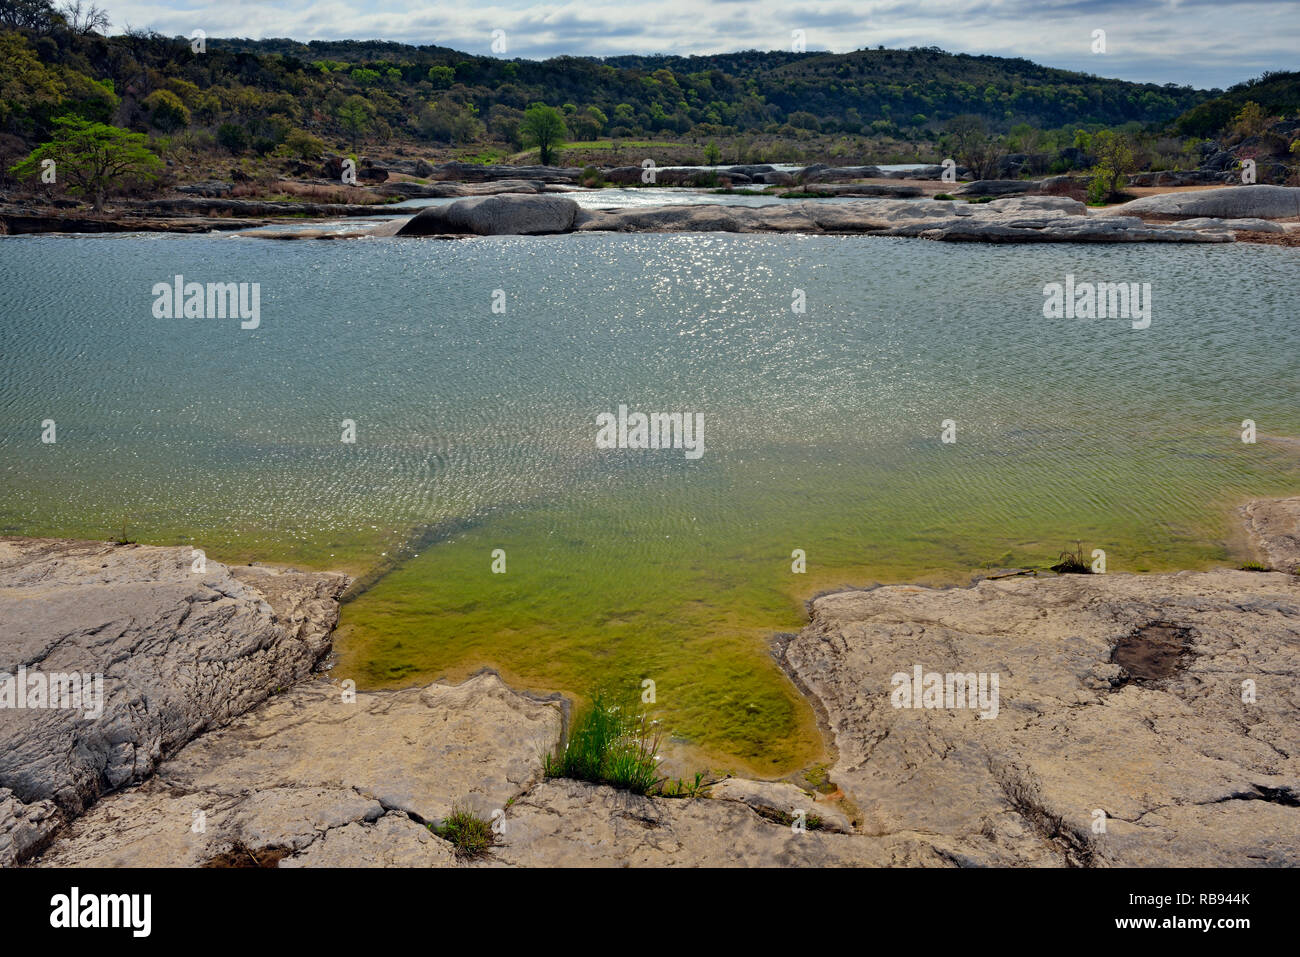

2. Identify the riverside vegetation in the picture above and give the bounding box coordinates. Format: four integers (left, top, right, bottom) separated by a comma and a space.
2, 1, 1298, 214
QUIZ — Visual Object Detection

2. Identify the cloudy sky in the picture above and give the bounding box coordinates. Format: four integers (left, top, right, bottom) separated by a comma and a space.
105, 0, 1297, 90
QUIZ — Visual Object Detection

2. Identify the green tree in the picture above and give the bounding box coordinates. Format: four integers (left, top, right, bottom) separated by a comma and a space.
337, 95, 372, 150
427, 65, 454, 89
519, 104, 567, 165
216, 122, 249, 153
703, 141, 721, 165
142, 89, 190, 132
1087, 130, 1136, 203
10, 116, 162, 211
1231, 101, 1267, 139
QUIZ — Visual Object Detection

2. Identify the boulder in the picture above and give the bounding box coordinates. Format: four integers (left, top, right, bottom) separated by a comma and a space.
396, 194, 580, 236
601, 165, 644, 185
380, 179, 547, 199
953, 179, 1038, 197
175, 181, 233, 197
787, 183, 923, 198
1204, 150, 1236, 172
565, 197, 1232, 243
799, 165, 884, 183
1110, 185, 1300, 220
0, 538, 348, 847
724, 164, 776, 178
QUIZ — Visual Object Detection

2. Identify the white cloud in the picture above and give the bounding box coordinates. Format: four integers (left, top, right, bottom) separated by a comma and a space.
103, 0, 1298, 88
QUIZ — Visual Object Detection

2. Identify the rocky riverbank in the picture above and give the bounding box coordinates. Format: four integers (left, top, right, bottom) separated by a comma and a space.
3, 494, 1298, 867
383, 190, 1300, 243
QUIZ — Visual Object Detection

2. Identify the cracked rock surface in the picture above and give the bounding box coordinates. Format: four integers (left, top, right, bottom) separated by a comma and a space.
1242, 497, 1300, 574
781, 565, 1300, 866
9, 497, 1300, 867
34, 671, 563, 867
0, 538, 348, 863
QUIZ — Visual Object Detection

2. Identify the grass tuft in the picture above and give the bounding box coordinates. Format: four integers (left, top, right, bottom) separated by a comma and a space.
1049, 541, 1093, 575
431, 803, 494, 858
543, 690, 665, 795
1238, 561, 1271, 571
662, 771, 708, 798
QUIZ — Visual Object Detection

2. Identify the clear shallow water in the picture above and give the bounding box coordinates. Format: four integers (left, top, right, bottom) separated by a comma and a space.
1, 230, 1297, 772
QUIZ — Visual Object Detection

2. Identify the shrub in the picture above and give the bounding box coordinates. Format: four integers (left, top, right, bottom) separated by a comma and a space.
216, 122, 250, 154
142, 89, 190, 132
281, 128, 325, 161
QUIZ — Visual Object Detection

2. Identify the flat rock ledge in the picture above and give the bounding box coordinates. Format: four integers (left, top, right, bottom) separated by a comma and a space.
9, 497, 1300, 866
781, 534, 1300, 866
0, 538, 349, 864
390, 194, 1235, 243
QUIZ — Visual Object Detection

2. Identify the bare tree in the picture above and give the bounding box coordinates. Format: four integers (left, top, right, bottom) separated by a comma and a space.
943, 114, 1007, 180
58, 0, 109, 35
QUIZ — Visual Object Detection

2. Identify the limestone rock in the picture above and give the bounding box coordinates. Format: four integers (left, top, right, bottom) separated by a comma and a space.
0, 788, 59, 866
1111, 185, 1300, 219
396, 193, 580, 236
0, 538, 348, 820
706, 777, 854, 833
428, 162, 581, 184
1241, 497, 1300, 573
782, 569, 1300, 866
481, 780, 940, 866
953, 179, 1038, 197
34, 671, 563, 867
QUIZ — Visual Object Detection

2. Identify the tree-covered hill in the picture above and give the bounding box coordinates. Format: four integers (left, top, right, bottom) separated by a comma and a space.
1173, 70, 1300, 137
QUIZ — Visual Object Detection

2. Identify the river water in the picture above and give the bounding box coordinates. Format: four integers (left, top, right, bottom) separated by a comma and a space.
1, 220, 1296, 772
